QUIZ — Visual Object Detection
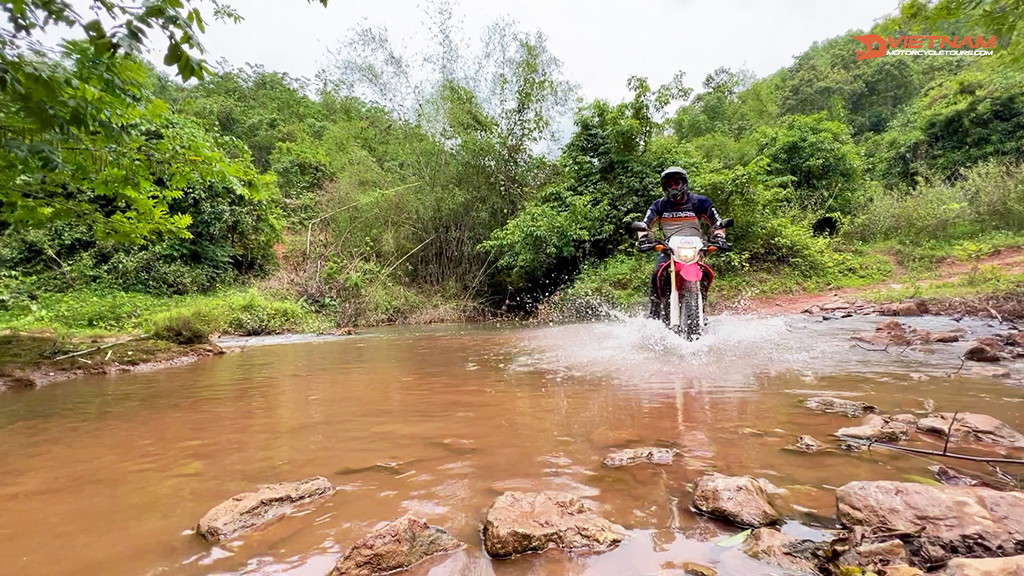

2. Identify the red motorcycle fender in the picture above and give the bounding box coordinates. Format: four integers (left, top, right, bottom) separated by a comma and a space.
675, 261, 703, 282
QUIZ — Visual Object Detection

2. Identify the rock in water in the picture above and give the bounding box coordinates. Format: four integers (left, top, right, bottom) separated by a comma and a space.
792, 435, 826, 452
482, 491, 625, 558
602, 447, 676, 467
835, 415, 913, 443
804, 397, 878, 417
692, 473, 781, 528
836, 481, 1024, 566
195, 476, 334, 542
916, 412, 1024, 448
933, 556, 1024, 576
741, 528, 820, 573
331, 514, 463, 576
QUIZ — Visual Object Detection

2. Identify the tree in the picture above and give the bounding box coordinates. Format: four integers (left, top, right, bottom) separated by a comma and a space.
895, 0, 1024, 61
755, 114, 864, 215
0, 0, 328, 241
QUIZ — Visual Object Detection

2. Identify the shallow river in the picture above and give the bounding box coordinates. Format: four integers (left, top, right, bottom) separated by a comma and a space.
1, 314, 1022, 576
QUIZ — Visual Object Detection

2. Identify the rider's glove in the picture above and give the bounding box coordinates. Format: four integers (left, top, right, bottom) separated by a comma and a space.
636, 235, 655, 252
709, 230, 731, 252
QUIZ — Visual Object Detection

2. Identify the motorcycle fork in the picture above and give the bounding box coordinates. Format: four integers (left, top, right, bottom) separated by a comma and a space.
668, 260, 680, 328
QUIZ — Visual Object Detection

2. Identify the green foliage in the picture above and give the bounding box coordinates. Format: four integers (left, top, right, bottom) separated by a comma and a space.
0, 287, 323, 337
150, 312, 213, 344
895, 0, 1024, 62
481, 192, 611, 288
4, 0, 1024, 329
555, 253, 650, 309
754, 114, 864, 215
219, 292, 316, 335
848, 160, 1024, 244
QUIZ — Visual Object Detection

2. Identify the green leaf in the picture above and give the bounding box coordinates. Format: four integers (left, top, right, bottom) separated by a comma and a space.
163, 42, 183, 66
715, 528, 752, 547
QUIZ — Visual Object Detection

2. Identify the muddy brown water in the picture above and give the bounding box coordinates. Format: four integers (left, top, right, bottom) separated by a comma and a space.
1, 314, 1022, 576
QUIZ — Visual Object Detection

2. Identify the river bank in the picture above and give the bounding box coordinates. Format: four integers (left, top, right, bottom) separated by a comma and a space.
3, 287, 1021, 392
3, 246, 1023, 391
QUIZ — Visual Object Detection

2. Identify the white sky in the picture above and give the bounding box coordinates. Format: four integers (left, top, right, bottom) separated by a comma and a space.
64, 0, 900, 103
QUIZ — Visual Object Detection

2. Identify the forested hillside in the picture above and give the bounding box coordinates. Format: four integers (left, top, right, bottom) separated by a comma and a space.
2, 0, 1022, 338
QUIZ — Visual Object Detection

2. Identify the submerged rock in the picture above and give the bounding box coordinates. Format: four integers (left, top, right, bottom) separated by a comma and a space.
330, 514, 463, 576
691, 473, 781, 528
836, 539, 910, 573
896, 302, 924, 316
195, 476, 334, 542
971, 366, 1012, 378
482, 491, 625, 558
835, 415, 913, 443
742, 528, 821, 574
964, 344, 1001, 362
930, 465, 982, 487
916, 412, 1024, 448
804, 397, 879, 417
602, 447, 676, 467
889, 414, 919, 426
835, 481, 1024, 567
933, 555, 1024, 576
792, 435, 826, 452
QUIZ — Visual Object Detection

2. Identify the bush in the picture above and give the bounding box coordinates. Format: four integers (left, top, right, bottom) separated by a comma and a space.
150, 312, 213, 344
219, 292, 317, 335
847, 161, 1024, 245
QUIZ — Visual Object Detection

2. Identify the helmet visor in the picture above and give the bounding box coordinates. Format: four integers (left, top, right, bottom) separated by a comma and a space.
664, 175, 686, 188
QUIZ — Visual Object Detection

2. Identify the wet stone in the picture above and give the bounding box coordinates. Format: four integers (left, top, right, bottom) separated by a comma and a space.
877, 319, 906, 332
888, 414, 919, 426
933, 555, 1024, 576
791, 435, 826, 452
964, 344, 1001, 362
930, 465, 982, 487
330, 514, 463, 576
804, 397, 878, 417
916, 412, 1024, 447
971, 366, 1012, 378
896, 302, 923, 316
482, 491, 625, 558
195, 476, 334, 542
741, 528, 820, 574
837, 539, 910, 573
836, 481, 1024, 567
835, 415, 913, 443
602, 447, 676, 467
691, 473, 781, 528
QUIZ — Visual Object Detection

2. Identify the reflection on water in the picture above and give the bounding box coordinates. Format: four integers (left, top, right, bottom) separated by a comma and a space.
0, 314, 1021, 576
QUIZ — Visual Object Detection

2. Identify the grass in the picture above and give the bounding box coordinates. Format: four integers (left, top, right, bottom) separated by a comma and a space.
0, 287, 330, 340
859, 270, 1024, 304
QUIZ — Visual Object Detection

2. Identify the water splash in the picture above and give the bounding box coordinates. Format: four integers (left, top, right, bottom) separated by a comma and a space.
513, 309, 1018, 390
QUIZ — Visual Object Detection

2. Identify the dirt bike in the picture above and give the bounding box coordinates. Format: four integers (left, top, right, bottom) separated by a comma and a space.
631, 218, 734, 340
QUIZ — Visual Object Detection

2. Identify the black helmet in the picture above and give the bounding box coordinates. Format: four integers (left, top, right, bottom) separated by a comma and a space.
660, 166, 688, 201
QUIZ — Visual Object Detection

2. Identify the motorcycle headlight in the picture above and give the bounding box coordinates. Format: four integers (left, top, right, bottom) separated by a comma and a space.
674, 246, 699, 263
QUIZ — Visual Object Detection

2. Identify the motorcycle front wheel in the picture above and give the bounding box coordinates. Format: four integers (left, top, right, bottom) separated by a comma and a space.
682, 281, 703, 340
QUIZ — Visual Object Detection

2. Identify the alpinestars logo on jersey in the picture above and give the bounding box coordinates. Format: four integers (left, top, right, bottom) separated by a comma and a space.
663, 211, 695, 219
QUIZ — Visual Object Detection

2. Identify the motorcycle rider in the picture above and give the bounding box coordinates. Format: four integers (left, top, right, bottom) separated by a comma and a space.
636, 166, 730, 320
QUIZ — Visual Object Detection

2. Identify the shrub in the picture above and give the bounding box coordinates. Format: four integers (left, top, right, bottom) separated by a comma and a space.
220, 292, 316, 335
150, 312, 213, 344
